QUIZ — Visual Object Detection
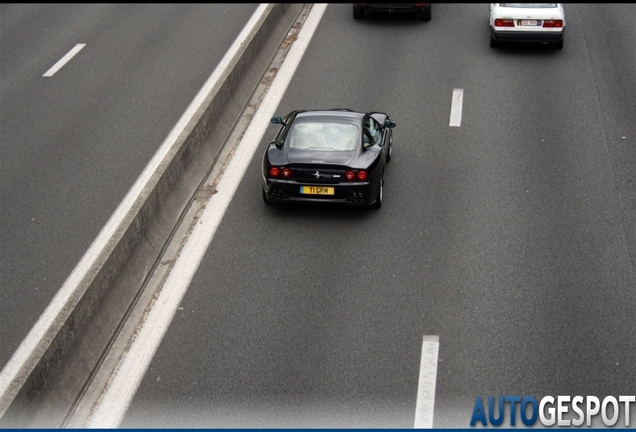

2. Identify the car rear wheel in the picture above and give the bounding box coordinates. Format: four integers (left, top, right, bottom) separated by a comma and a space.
554, 37, 564, 50
419, 6, 431, 21
353, 6, 364, 19
371, 178, 383, 209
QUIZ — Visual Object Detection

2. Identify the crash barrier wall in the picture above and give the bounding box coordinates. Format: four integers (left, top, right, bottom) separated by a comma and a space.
0, 4, 305, 427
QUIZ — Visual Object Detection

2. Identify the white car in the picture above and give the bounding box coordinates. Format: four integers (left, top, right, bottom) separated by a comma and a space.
489, 3, 565, 49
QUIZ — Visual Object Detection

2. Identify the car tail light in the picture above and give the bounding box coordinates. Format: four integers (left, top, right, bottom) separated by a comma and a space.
281, 168, 292, 178
494, 19, 514, 27
543, 20, 563, 28
269, 166, 280, 178
345, 170, 369, 181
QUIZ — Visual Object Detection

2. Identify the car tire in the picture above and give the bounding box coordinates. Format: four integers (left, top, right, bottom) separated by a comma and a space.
554, 37, 564, 50
386, 138, 392, 163
353, 6, 364, 19
490, 34, 498, 48
371, 177, 383, 209
419, 6, 431, 21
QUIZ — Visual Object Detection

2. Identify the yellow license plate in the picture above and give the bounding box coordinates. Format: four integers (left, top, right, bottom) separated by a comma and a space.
300, 186, 334, 195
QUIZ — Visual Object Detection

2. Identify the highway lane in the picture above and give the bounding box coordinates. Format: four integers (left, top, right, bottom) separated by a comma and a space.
576, 3, 636, 285
0, 4, 258, 371
88, 3, 636, 427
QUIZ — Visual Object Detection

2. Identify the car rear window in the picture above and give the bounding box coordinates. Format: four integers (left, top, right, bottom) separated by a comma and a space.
288, 122, 359, 151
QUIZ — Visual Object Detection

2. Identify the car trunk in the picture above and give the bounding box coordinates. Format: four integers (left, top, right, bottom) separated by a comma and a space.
284, 149, 357, 183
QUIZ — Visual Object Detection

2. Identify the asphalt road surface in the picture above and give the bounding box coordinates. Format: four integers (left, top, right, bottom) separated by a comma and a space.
2, 3, 634, 428
117, 3, 636, 428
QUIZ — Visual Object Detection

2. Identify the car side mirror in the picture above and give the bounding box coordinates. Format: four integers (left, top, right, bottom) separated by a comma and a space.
385, 119, 396, 129
271, 117, 286, 126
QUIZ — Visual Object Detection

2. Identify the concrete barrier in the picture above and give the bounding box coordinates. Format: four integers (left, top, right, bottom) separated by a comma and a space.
0, 4, 306, 427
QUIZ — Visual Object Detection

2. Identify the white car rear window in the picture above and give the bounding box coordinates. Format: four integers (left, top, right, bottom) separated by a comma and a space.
500, 4, 557, 8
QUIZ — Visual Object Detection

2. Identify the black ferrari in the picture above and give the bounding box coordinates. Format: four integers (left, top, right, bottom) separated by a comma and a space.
262, 109, 395, 208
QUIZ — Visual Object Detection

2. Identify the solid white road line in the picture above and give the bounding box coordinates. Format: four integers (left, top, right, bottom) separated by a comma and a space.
86, 4, 328, 428
43, 44, 86, 77
449, 89, 464, 127
414, 335, 440, 428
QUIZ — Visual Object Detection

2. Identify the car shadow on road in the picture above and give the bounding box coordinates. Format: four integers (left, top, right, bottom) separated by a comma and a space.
490, 42, 564, 55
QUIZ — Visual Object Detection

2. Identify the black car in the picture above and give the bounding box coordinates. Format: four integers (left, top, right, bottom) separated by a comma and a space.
353, 3, 431, 21
262, 109, 396, 208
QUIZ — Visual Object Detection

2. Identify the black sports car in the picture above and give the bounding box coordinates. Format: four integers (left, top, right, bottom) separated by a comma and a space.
262, 109, 396, 208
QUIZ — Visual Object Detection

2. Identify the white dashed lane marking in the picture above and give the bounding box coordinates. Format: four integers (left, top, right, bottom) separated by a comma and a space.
414, 335, 440, 428
43, 43, 86, 77
449, 88, 464, 127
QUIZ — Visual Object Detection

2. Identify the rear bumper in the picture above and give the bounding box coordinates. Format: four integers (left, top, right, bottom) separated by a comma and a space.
263, 177, 379, 206
491, 28, 564, 43
354, 3, 430, 14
